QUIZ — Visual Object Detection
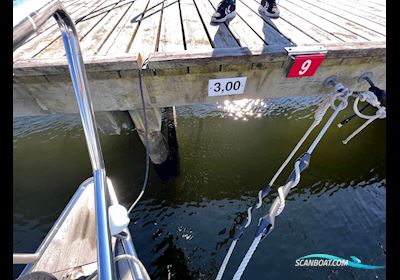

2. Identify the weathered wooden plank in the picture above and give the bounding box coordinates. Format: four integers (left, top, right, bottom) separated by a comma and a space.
267, 5, 342, 44
298, 0, 386, 35
13, 0, 104, 62
207, 0, 265, 48
32, 183, 97, 275
14, 55, 386, 116
308, 0, 385, 25
158, 0, 185, 52
322, 0, 385, 19
179, 0, 225, 74
102, 0, 151, 55
128, 0, 164, 59
36, 0, 122, 59
13, 54, 142, 76
279, 7, 343, 44
316, 41, 386, 58
60, 0, 78, 4
280, 0, 368, 42
147, 41, 385, 69
78, 0, 135, 22
52, 261, 97, 279
240, 0, 318, 45
14, 69, 145, 116
143, 56, 386, 108
192, 0, 239, 48
14, 40, 385, 77
233, 0, 292, 46
180, 0, 213, 51
278, 0, 385, 42
346, 0, 386, 10
13, 45, 385, 117
80, 0, 136, 55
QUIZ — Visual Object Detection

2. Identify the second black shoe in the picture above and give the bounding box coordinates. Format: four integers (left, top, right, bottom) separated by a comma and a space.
259, 0, 280, 18
211, 0, 236, 23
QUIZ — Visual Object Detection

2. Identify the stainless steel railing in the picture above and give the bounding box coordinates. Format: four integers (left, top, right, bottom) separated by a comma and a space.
13, 1, 113, 278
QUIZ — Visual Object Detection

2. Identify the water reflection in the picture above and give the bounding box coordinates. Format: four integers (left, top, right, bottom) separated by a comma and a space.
13, 96, 385, 279
213, 96, 326, 121
217, 98, 266, 121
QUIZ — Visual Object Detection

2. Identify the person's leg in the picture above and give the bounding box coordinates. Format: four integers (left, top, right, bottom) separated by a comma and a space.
211, 0, 237, 23
259, 0, 280, 18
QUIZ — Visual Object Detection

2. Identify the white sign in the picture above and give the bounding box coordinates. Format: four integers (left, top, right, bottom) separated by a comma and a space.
208, 77, 247, 97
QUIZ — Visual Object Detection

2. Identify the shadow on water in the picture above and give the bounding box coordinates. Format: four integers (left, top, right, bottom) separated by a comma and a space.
153, 107, 181, 181
13, 96, 386, 279
150, 234, 199, 280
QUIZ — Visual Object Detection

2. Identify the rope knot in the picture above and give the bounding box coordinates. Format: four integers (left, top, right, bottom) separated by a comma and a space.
377, 107, 386, 119
360, 91, 380, 107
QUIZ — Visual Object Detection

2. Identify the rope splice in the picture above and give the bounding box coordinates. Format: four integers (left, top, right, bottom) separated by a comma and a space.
230, 81, 353, 280
214, 90, 334, 280
216, 77, 357, 280
341, 90, 386, 145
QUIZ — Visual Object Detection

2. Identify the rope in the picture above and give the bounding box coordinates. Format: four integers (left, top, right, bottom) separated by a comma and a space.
82, 254, 151, 280
342, 90, 386, 145
232, 236, 262, 280
268, 95, 330, 187
215, 95, 331, 279
337, 103, 370, 128
276, 160, 301, 216
114, 253, 152, 280
230, 84, 353, 280
215, 240, 238, 280
307, 89, 351, 154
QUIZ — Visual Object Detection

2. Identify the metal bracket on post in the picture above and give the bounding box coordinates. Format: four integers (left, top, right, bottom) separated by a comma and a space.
284, 45, 328, 58
358, 72, 375, 86
323, 75, 338, 87
323, 75, 346, 93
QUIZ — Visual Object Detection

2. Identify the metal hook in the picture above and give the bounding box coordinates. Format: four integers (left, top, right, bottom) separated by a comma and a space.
358, 72, 375, 87
323, 75, 347, 93
323, 75, 338, 87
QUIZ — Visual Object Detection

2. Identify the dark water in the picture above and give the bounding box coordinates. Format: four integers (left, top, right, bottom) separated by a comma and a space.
13, 96, 386, 279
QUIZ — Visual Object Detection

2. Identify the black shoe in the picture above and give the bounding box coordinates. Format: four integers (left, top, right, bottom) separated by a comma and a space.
211, 0, 236, 23
259, 0, 280, 18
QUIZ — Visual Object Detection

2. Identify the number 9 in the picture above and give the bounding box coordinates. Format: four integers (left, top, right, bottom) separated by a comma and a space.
299, 59, 312, 75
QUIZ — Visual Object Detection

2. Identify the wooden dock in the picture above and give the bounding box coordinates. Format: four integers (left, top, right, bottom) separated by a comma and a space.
13, 0, 386, 117
13, 0, 386, 164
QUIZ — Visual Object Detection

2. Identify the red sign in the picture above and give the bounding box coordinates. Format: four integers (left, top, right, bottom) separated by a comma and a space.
287, 54, 326, 78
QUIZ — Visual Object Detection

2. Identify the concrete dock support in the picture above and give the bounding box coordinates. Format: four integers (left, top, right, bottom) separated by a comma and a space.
95, 111, 134, 135
128, 108, 168, 165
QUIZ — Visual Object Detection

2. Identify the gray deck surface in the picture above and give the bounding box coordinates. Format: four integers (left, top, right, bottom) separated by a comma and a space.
31, 183, 99, 279
13, 0, 386, 63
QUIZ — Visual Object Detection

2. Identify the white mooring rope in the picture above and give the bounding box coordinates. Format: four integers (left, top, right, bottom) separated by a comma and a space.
225, 84, 355, 280
342, 91, 386, 144
215, 240, 238, 280
214, 97, 329, 279
276, 160, 301, 216
215, 97, 331, 279
232, 235, 262, 280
